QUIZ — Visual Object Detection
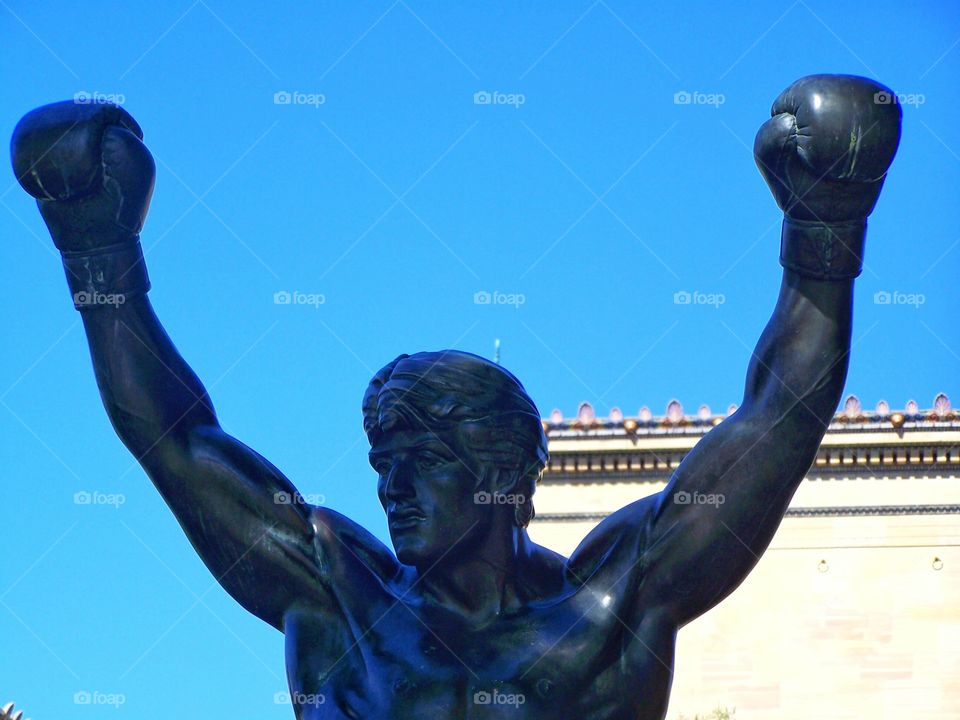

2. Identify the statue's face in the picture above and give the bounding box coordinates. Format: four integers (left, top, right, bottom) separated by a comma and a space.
370, 426, 491, 569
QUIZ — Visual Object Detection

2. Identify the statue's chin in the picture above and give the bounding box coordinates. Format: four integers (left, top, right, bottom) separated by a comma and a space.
395, 542, 446, 572
393, 541, 427, 568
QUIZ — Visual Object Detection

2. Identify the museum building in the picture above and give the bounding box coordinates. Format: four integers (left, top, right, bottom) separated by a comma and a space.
528, 394, 960, 720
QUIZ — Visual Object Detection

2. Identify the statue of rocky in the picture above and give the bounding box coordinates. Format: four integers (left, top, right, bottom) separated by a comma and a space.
10, 74, 901, 719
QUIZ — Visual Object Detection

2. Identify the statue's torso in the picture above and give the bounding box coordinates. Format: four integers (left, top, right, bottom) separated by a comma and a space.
282, 507, 675, 720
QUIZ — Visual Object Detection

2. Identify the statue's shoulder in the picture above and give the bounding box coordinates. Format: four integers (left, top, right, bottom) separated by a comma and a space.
565, 495, 658, 589
308, 506, 402, 587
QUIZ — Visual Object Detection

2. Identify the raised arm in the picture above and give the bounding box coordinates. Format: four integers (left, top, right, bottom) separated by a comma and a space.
11, 101, 329, 631
632, 75, 902, 627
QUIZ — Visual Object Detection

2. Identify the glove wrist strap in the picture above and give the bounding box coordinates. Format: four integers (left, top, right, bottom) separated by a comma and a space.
61, 239, 151, 310
779, 218, 866, 281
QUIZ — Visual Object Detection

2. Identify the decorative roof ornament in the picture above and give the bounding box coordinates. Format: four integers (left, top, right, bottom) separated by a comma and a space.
934, 393, 951, 417
843, 395, 862, 420
543, 397, 957, 434
666, 400, 684, 424
577, 402, 596, 426
1, 702, 29, 720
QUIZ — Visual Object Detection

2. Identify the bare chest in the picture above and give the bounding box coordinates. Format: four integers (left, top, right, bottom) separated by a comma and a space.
283, 591, 674, 720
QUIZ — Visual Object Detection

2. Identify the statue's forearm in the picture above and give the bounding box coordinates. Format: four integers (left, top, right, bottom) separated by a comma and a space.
740, 269, 853, 440
79, 295, 217, 461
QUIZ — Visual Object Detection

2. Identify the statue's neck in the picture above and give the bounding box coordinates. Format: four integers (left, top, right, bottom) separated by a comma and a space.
417, 528, 533, 623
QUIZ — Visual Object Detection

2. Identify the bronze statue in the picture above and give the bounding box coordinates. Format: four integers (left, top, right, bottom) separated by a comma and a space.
10, 74, 901, 719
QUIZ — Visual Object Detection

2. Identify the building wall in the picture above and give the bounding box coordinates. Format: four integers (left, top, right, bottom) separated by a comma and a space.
528, 428, 960, 719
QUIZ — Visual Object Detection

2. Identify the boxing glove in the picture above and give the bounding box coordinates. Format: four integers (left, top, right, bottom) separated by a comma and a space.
754, 75, 901, 279
11, 100, 155, 306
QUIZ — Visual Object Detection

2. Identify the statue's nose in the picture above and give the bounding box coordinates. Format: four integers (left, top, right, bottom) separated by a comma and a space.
383, 456, 417, 502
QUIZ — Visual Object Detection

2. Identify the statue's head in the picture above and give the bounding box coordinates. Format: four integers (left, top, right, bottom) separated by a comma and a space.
363, 350, 548, 569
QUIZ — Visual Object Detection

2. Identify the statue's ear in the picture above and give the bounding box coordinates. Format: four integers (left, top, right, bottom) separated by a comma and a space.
492, 467, 522, 495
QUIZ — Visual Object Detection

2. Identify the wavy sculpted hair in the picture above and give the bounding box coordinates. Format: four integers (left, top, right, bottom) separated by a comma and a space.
362, 350, 549, 528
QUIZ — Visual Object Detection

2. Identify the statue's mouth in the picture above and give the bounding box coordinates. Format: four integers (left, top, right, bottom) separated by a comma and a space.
390, 509, 426, 529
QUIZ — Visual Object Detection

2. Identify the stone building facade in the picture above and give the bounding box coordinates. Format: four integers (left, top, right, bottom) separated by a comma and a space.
528, 394, 960, 720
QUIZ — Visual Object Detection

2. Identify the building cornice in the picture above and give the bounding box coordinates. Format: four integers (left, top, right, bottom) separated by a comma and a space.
542, 394, 957, 439
541, 395, 960, 482
536, 504, 960, 523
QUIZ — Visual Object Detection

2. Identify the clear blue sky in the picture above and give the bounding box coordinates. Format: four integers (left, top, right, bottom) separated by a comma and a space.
2, 1, 957, 717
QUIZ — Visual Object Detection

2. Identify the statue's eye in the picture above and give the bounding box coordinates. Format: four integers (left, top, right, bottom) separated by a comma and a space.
373, 460, 392, 475
418, 452, 446, 470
